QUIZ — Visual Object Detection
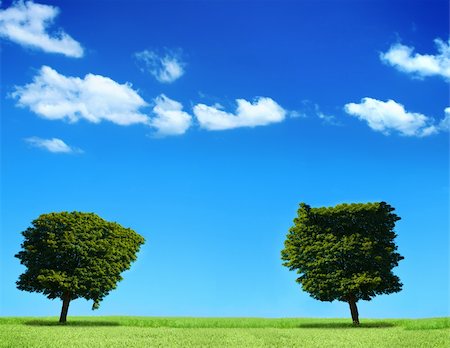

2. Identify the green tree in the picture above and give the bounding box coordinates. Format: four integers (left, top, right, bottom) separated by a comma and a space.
15, 212, 145, 323
281, 202, 403, 325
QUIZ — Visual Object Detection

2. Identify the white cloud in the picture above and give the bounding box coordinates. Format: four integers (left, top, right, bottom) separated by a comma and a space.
193, 97, 286, 131
0, 0, 83, 57
25, 136, 81, 153
12, 66, 150, 126
344, 97, 438, 137
135, 49, 185, 83
440, 107, 450, 131
150, 94, 192, 136
380, 38, 450, 80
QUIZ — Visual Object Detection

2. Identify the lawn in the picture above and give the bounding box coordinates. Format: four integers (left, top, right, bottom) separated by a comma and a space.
0, 317, 448, 347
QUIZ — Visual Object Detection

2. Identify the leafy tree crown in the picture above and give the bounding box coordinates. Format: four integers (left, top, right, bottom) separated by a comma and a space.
15, 212, 145, 309
281, 202, 403, 302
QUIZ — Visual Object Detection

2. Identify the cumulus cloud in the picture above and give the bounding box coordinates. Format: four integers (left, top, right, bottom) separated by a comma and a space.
12, 66, 150, 126
135, 49, 185, 83
150, 94, 192, 136
344, 97, 438, 137
380, 38, 450, 80
193, 97, 286, 131
0, 0, 83, 57
25, 136, 81, 153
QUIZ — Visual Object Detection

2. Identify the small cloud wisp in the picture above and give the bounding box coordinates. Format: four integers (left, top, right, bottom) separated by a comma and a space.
25, 137, 82, 153
135, 49, 185, 83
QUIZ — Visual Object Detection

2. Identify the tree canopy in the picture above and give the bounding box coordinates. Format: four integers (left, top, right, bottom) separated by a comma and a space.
15, 211, 145, 322
281, 202, 403, 324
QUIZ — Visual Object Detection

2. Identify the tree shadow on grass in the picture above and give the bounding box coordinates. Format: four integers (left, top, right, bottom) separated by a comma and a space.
296, 322, 396, 329
24, 320, 121, 327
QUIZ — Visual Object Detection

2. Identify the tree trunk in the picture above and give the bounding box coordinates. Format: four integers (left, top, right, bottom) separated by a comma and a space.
59, 292, 71, 323
348, 297, 360, 325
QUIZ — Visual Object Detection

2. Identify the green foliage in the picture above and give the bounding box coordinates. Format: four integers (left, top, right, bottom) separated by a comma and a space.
15, 212, 145, 310
281, 202, 403, 303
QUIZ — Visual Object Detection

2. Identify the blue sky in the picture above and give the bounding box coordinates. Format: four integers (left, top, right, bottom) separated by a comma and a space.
0, 0, 448, 318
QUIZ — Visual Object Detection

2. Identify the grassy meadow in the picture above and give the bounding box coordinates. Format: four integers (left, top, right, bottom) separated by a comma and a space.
0, 317, 449, 347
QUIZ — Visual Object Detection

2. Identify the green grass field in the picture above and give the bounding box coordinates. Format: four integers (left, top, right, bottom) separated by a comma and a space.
0, 317, 448, 347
